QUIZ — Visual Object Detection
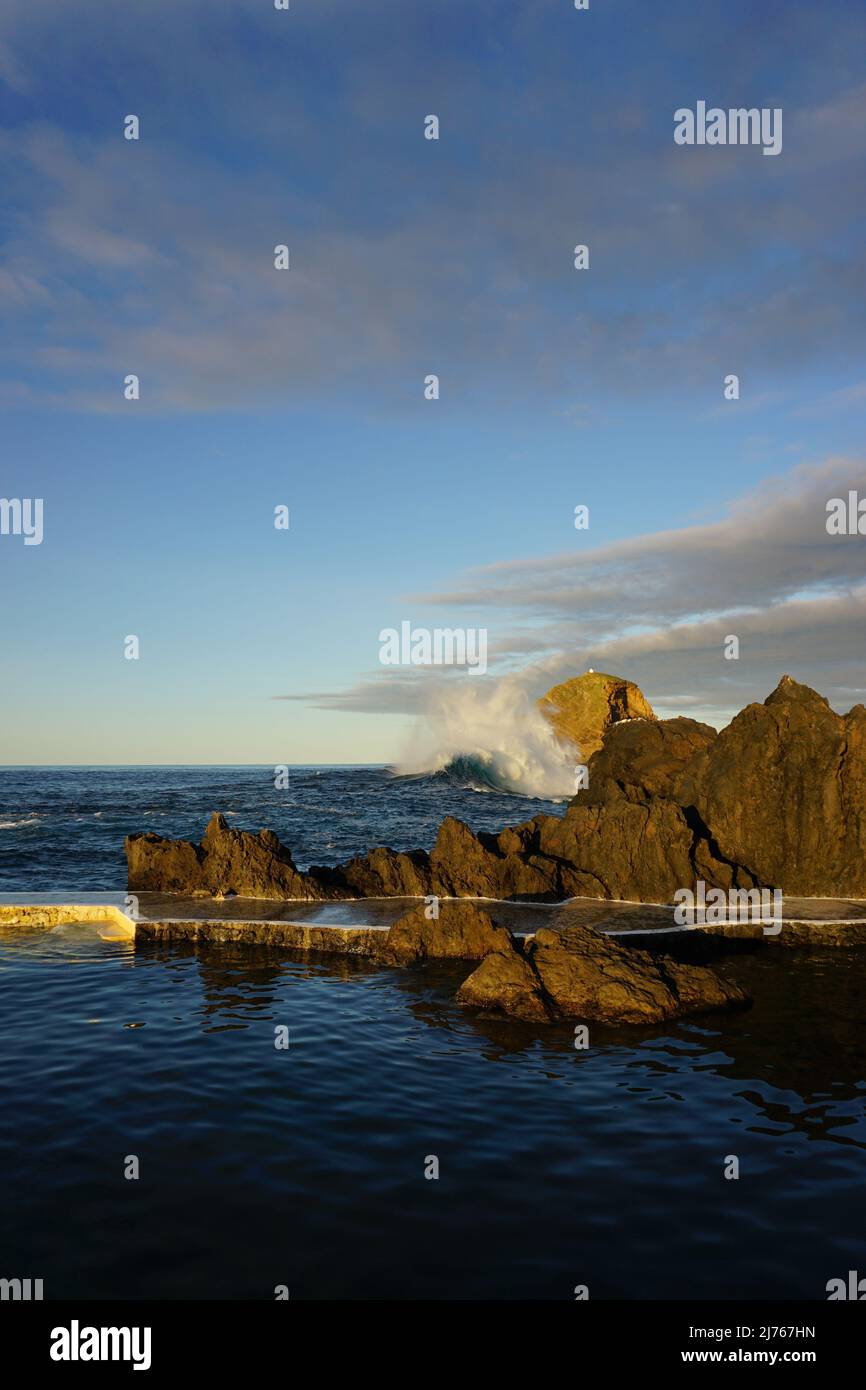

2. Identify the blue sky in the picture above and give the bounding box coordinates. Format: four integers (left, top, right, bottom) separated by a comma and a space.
1, 0, 865, 764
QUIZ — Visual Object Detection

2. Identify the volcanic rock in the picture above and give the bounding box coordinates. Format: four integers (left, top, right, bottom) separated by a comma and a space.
535, 798, 696, 900
685, 675, 866, 897
574, 715, 717, 807
538, 670, 655, 759
428, 816, 560, 899
125, 827, 206, 895
458, 924, 750, 1025
332, 846, 431, 898
126, 812, 337, 900
455, 945, 553, 1022
125, 677, 866, 905
382, 900, 512, 965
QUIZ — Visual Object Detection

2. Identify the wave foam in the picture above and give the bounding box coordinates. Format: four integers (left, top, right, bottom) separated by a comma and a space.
395, 678, 579, 799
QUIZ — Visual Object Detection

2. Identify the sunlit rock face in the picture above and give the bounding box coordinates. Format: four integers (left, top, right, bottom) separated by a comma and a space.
126, 677, 866, 904
686, 675, 866, 898
125, 813, 340, 900
457, 922, 750, 1025
537, 670, 656, 762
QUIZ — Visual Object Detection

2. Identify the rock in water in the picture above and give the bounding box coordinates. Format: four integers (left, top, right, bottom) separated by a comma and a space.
455, 945, 554, 1022
383, 903, 750, 1025
537, 670, 655, 760
458, 924, 750, 1025
382, 900, 512, 964
125, 827, 206, 895
326, 845, 430, 898
126, 812, 338, 900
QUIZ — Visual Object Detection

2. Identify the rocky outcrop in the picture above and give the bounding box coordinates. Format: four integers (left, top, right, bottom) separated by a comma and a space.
131, 895, 750, 1025
381, 900, 512, 965
326, 846, 430, 898
126, 677, 866, 904
547, 712, 753, 901
576, 715, 717, 806
457, 923, 749, 1024
538, 670, 655, 759
429, 817, 559, 899
126, 827, 207, 895
133, 900, 515, 962
455, 946, 554, 1022
126, 813, 342, 900
685, 676, 866, 898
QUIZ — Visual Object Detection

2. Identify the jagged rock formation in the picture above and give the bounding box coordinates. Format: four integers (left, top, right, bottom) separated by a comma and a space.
538, 669, 655, 759
125, 677, 866, 903
457, 922, 749, 1024
686, 676, 866, 897
317, 845, 430, 899
126, 813, 344, 900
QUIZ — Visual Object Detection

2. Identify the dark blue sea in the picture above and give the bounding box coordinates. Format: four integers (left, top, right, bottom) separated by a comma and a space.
0, 763, 564, 893
1, 767, 865, 1300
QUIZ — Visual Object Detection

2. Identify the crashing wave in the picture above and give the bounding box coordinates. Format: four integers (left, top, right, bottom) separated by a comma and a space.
395, 677, 579, 799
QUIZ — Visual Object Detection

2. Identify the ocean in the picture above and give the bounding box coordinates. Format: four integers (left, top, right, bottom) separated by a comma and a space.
0, 763, 566, 893
1, 766, 865, 1300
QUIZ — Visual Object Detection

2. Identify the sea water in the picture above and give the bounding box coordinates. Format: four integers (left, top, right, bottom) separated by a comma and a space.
1, 766, 865, 1299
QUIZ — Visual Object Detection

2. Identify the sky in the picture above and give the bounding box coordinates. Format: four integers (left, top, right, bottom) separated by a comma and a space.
1, 0, 864, 765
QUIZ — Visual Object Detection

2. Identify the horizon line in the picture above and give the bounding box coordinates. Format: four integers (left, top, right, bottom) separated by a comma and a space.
0, 762, 391, 770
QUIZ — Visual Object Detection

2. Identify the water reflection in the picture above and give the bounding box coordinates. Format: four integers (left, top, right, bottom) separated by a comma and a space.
127, 934, 866, 1152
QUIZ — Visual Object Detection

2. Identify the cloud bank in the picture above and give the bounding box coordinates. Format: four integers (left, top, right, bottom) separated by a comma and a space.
280, 458, 866, 727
